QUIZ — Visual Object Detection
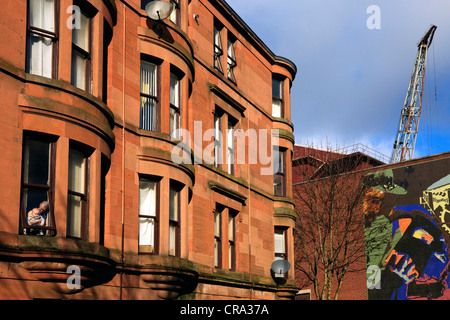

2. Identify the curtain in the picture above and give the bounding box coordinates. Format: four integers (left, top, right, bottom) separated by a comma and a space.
272, 99, 282, 118
139, 180, 156, 246
29, 0, 55, 32
274, 229, 286, 260
140, 61, 157, 130
72, 12, 89, 52
27, 34, 53, 78
170, 73, 180, 107
71, 50, 87, 90
68, 149, 86, 194
27, 0, 54, 77
169, 188, 178, 222
67, 194, 82, 238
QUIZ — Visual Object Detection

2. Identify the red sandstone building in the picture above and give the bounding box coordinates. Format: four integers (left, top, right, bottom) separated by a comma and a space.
0, 0, 297, 299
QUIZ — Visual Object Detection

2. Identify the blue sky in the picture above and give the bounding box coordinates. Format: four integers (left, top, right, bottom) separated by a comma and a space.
226, 0, 450, 161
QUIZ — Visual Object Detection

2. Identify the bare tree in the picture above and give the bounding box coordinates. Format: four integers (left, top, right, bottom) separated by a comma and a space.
293, 145, 379, 300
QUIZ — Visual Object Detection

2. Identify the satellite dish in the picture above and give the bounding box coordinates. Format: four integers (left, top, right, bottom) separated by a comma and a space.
145, 1, 174, 21
271, 259, 291, 275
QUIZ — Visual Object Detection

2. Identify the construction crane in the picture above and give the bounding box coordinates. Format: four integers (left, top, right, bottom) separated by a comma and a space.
391, 25, 437, 163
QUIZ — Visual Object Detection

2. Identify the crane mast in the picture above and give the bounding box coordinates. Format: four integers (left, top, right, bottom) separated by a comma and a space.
391, 25, 437, 163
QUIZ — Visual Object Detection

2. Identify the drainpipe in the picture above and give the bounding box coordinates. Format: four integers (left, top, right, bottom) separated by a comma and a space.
120, 1, 126, 301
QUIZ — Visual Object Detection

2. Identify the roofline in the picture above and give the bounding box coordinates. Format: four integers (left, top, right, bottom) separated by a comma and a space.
214, 0, 298, 80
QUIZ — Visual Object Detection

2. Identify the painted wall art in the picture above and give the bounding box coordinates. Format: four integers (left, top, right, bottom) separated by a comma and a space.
364, 157, 450, 300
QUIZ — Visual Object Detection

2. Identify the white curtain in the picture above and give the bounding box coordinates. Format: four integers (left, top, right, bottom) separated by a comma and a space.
29, 0, 55, 32
67, 149, 85, 238
139, 180, 156, 246
71, 50, 87, 90
272, 99, 282, 118
68, 149, 86, 194
72, 12, 89, 52
27, 34, 53, 78
274, 229, 285, 260
67, 194, 82, 238
27, 0, 54, 77
272, 79, 283, 117
71, 12, 90, 90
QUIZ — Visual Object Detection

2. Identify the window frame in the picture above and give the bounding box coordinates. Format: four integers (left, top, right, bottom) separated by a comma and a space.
273, 147, 286, 197
274, 226, 288, 278
139, 177, 160, 254
214, 208, 222, 269
25, 0, 59, 79
20, 134, 57, 236
169, 0, 181, 26
228, 210, 236, 271
272, 77, 284, 118
213, 22, 224, 74
214, 112, 223, 169
170, 71, 181, 140
67, 145, 90, 240
71, 8, 93, 92
227, 35, 237, 83
227, 120, 236, 176
169, 183, 181, 257
140, 59, 161, 132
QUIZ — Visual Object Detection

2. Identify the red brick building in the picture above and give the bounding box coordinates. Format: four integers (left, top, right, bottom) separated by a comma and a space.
0, 0, 297, 299
293, 144, 450, 300
292, 145, 385, 300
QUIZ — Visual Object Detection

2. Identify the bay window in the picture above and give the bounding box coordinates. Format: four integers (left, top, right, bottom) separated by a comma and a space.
169, 185, 181, 257
169, 0, 181, 26
170, 72, 181, 139
140, 61, 159, 131
71, 9, 92, 92
139, 179, 159, 254
272, 77, 284, 118
26, 0, 58, 78
274, 147, 286, 197
21, 135, 56, 236
274, 228, 287, 260
67, 148, 89, 239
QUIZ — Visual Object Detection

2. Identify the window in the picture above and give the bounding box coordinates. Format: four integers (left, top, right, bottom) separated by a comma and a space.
214, 23, 224, 74
140, 61, 159, 131
214, 208, 222, 268
274, 147, 286, 197
214, 113, 223, 168
228, 211, 236, 271
139, 179, 159, 254
169, 0, 181, 26
21, 135, 56, 236
272, 78, 284, 118
227, 36, 237, 83
67, 148, 89, 239
227, 121, 235, 175
170, 72, 181, 139
71, 9, 92, 91
26, 0, 58, 78
169, 185, 180, 257
274, 227, 287, 261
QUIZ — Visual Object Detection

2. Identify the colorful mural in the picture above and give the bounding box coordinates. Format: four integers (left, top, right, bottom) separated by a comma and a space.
364, 157, 450, 300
